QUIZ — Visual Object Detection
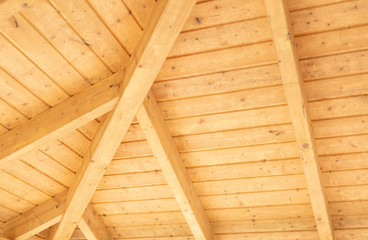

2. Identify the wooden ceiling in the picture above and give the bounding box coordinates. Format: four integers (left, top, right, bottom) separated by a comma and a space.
0, 0, 368, 239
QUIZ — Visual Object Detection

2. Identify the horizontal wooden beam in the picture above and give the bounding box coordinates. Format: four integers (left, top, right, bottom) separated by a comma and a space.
0, 71, 124, 170
49, 0, 197, 239
264, 0, 335, 239
137, 90, 216, 240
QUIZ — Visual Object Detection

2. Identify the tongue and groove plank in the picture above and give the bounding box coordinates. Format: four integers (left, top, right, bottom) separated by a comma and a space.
87, 0, 142, 55
0, 13, 89, 96
170, 0, 368, 58
123, 0, 156, 29
265, 0, 334, 240
0, 68, 48, 119
0, 33, 68, 106
48, 1, 197, 239
20, 0, 112, 84
47, 0, 129, 72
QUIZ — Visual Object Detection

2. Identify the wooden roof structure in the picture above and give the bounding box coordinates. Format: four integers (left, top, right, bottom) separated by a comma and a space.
0, 0, 367, 239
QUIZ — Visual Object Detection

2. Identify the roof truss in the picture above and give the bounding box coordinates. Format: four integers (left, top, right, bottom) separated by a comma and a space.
264, 0, 334, 239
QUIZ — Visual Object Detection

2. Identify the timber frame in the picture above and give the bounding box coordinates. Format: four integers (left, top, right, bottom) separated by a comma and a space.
2, 0, 368, 239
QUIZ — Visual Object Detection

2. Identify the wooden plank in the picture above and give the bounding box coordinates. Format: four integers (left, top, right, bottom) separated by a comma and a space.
314, 116, 368, 139
207, 204, 314, 222
288, 0, 347, 11
109, 224, 192, 239
157, 41, 276, 81
217, 231, 318, 240
327, 185, 368, 202
153, 64, 281, 101
21, 0, 111, 84
212, 218, 316, 233
48, 0, 130, 72
0, 33, 68, 106
0, 13, 89, 96
21, 149, 76, 187
0, 0, 38, 22
123, 0, 156, 28
301, 50, 368, 81
296, 25, 368, 60
305, 74, 368, 102
173, 124, 295, 152
194, 174, 306, 195
78, 204, 113, 240
98, 171, 166, 189
88, 0, 142, 55
3, 159, 67, 196
187, 159, 303, 182
310, 95, 368, 121
290, 0, 368, 36
330, 201, 368, 216
92, 185, 174, 203
93, 198, 180, 215
169, 17, 272, 57
106, 156, 159, 175
264, 0, 334, 239
158, 85, 285, 119
323, 169, 368, 187
182, 0, 266, 31
50, 1, 197, 239
319, 153, 368, 172
0, 68, 48, 118
317, 134, 368, 156
0, 99, 27, 129
137, 90, 216, 240
0, 188, 33, 213
335, 229, 368, 240
102, 212, 186, 226
0, 170, 49, 205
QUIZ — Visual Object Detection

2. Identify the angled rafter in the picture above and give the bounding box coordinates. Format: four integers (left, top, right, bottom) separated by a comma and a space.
78, 204, 113, 240
0, 191, 111, 240
264, 0, 334, 239
49, 0, 197, 239
0, 71, 123, 170
137, 90, 216, 240
0, 192, 66, 240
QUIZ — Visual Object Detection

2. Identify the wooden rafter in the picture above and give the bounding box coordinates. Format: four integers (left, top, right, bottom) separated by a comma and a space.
1, 192, 66, 239
264, 0, 334, 239
49, 0, 197, 239
0, 71, 123, 170
78, 204, 114, 240
0, 192, 110, 240
137, 90, 216, 240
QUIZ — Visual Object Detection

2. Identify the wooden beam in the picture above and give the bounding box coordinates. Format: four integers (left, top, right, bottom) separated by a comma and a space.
0, 192, 111, 240
264, 0, 334, 239
0, 71, 124, 170
1, 192, 66, 240
78, 204, 113, 240
49, 0, 197, 239
136, 90, 216, 240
